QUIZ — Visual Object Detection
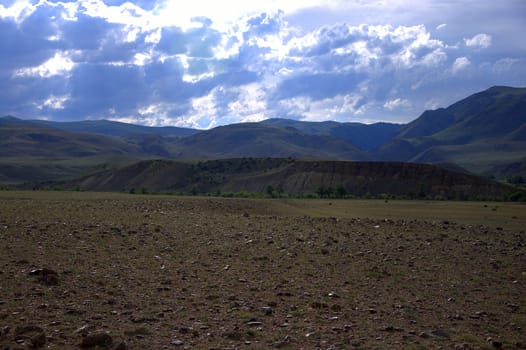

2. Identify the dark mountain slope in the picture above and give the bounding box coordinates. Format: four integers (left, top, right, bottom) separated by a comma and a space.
396, 86, 526, 141
261, 118, 401, 151
56, 158, 517, 199
171, 123, 366, 159
377, 86, 526, 173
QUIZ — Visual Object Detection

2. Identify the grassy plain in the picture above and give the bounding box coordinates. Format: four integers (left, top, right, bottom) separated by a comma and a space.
0, 191, 525, 349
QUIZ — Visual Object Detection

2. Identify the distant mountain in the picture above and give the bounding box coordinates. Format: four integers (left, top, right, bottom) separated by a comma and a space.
0, 117, 143, 158
261, 118, 401, 151
48, 158, 517, 199
377, 86, 526, 174
170, 122, 366, 160
0, 117, 164, 183
486, 158, 526, 179
1, 85, 525, 184
26, 118, 199, 137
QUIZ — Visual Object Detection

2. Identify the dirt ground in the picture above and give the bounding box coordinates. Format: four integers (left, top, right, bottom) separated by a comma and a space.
0, 192, 525, 349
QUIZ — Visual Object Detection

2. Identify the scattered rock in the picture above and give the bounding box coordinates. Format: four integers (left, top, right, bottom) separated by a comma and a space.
123, 327, 150, 337
330, 304, 342, 312
273, 335, 294, 348
0, 326, 10, 339
75, 325, 90, 335
28, 268, 59, 285
382, 325, 404, 332
491, 340, 503, 348
113, 342, 128, 350
261, 306, 273, 315
171, 339, 184, 346
15, 325, 46, 348
80, 332, 113, 348
311, 301, 329, 309
419, 329, 450, 339
223, 331, 243, 340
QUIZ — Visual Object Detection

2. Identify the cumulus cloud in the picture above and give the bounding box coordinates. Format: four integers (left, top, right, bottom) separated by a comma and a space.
452, 56, 471, 73
35, 95, 70, 111
384, 98, 410, 111
0, 0, 525, 126
14, 52, 75, 78
464, 33, 492, 49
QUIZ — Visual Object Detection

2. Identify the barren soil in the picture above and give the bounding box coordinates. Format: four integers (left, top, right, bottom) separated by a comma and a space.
0, 192, 525, 349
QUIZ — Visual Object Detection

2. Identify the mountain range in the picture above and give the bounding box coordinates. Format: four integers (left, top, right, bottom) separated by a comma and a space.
1, 86, 525, 193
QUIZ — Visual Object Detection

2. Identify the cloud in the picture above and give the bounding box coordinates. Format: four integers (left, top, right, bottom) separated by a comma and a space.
14, 51, 75, 78
35, 95, 70, 111
384, 98, 410, 111
0, 0, 524, 126
464, 33, 492, 49
276, 93, 370, 122
0, 0, 38, 23
452, 56, 471, 73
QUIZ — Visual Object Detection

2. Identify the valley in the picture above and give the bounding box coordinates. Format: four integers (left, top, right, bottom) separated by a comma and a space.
0, 191, 524, 349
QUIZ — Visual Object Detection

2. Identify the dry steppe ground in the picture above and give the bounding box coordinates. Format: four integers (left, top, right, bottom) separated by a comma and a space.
0, 191, 525, 349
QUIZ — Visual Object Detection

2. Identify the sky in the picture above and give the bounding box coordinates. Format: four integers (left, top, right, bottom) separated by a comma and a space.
1, 0, 525, 128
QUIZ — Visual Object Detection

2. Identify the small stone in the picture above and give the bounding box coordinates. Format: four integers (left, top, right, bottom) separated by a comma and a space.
172, 339, 184, 346
331, 304, 342, 312
179, 327, 191, 334
15, 325, 46, 348
273, 335, 294, 348
261, 306, 273, 315
491, 340, 502, 348
113, 342, 128, 350
80, 333, 113, 348
420, 330, 449, 339
28, 268, 59, 285
0, 326, 10, 337
382, 325, 404, 332
75, 325, 90, 335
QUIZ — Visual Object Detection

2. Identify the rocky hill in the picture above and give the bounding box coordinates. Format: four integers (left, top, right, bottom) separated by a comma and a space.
51, 158, 517, 199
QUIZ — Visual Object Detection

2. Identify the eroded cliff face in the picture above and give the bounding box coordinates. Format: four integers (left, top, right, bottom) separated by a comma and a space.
53, 158, 517, 199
